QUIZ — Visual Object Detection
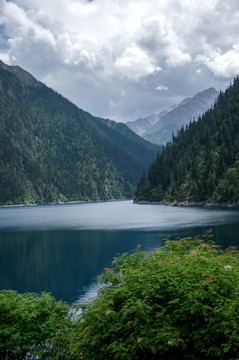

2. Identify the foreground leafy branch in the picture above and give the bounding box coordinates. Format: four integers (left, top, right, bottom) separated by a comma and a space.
68, 233, 239, 360
0, 291, 70, 359
1, 233, 239, 360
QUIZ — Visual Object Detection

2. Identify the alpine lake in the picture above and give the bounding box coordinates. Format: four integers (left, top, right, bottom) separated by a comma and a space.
1, 200, 239, 304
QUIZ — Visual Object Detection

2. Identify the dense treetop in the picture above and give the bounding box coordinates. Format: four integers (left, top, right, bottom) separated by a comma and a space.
135, 77, 239, 205
0, 61, 158, 205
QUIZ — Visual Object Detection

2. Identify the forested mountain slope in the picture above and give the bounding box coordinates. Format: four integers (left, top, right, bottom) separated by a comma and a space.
0, 60, 158, 205
135, 78, 239, 205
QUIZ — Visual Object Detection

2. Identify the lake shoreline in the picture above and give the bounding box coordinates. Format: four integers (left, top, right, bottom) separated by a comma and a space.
1, 199, 239, 303
0, 198, 131, 208
134, 200, 239, 208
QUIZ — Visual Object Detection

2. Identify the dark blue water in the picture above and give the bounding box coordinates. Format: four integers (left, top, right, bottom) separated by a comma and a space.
1, 200, 239, 303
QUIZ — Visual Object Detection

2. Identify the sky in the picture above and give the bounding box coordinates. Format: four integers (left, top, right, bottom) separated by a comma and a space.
0, 0, 239, 123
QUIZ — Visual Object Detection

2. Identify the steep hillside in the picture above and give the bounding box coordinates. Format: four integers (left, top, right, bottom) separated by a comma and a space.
135, 78, 239, 205
0, 60, 158, 205
127, 88, 218, 145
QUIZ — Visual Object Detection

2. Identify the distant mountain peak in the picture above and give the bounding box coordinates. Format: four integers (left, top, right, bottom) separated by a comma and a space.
0, 60, 39, 87
134, 77, 239, 205
127, 87, 219, 145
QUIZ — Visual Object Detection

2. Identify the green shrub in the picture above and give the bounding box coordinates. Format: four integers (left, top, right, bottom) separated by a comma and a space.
2, 234, 239, 360
68, 233, 239, 360
0, 291, 70, 359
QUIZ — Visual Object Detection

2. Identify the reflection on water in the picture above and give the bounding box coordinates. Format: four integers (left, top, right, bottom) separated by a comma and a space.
0, 230, 165, 303
1, 201, 239, 303
1, 200, 239, 231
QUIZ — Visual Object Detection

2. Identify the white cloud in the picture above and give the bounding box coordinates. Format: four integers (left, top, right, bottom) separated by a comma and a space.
114, 45, 161, 80
155, 85, 168, 91
196, 44, 239, 78
0, 51, 9, 63
166, 47, 191, 67
0, 0, 238, 121
139, 14, 192, 68
196, 69, 202, 74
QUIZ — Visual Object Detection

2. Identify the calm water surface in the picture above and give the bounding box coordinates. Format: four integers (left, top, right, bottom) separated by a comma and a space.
1, 200, 239, 303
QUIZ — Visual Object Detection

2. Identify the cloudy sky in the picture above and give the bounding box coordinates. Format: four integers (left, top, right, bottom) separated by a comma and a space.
0, 0, 239, 122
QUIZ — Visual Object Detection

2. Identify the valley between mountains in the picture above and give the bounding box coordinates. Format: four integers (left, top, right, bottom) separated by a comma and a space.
0, 60, 158, 205
1, 59, 239, 207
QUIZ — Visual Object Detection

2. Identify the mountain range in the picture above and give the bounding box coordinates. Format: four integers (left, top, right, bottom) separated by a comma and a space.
135, 78, 239, 205
0, 60, 158, 205
127, 88, 219, 145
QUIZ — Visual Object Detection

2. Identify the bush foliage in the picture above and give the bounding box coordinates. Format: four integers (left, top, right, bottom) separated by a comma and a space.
0, 291, 69, 359
68, 233, 239, 360
1, 234, 239, 360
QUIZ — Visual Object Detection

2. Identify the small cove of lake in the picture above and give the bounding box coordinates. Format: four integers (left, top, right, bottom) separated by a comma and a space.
1, 200, 239, 303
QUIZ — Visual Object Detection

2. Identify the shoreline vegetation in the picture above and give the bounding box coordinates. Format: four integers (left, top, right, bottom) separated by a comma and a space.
2, 198, 239, 208
134, 200, 239, 207
0, 198, 131, 208
2, 234, 239, 359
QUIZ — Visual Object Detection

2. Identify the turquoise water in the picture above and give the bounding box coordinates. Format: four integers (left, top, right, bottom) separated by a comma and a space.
1, 200, 239, 303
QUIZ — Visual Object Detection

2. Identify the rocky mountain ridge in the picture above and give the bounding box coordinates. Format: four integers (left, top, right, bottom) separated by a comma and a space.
127, 87, 219, 145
